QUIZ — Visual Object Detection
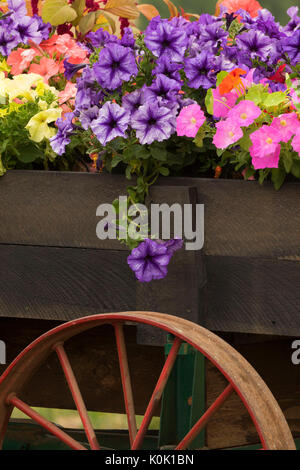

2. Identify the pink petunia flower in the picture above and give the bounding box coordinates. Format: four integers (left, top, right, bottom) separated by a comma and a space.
59, 81, 77, 105
270, 113, 300, 143
227, 100, 261, 127
292, 130, 300, 155
251, 144, 281, 170
29, 57, 60, 84
250, 125, 281, 169
7, 48, 38, 75
212, 87, 238, 118
213, 120, 243, 148
176, 104, 206, 138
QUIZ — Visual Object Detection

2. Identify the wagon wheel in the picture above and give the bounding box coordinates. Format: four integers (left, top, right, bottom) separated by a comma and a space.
0, 312, 295, 450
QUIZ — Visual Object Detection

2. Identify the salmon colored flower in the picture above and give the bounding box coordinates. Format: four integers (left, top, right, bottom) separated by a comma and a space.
29, 57, 59, 84
219, 68, 247, 95
7, 48, 38, 75
215, 0, 262, 18
59, 82, 77, 105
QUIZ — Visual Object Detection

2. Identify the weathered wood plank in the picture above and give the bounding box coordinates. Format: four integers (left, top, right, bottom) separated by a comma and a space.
0, 245, 136, 321
203, 255, 300, 336
159, 177, 300, 258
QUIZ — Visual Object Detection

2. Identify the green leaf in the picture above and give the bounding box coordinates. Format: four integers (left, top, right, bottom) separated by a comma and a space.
216, 71, 229, 87
205, 88, 213, 115
111, 154, 122, 168
246, 84, 268, 105
150, 145, 167, 161
193, 124, 206, 148
291, 159, 300, 178
159, 167, 170, 176
271, 167, 286, 190
239, 133, 252, 151
0, 155, 6, 176
79, 12, 97, 35
42, 0, 77, 26
72, 0, 85, 16
263, 92, 286, 108
125, 165, 132, 179
282, 152, 293, 174
17, 144, 43, 163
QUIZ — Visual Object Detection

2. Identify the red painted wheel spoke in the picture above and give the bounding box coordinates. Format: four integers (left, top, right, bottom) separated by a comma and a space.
54, 343, 100, 450
115, 324, 137, 447
132, 336, 182, 450
7, 395, 87, 450
176, 384, 234, 450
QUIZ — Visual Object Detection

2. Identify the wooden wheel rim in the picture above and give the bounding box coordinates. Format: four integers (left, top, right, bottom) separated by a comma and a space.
0, 312, 296, 450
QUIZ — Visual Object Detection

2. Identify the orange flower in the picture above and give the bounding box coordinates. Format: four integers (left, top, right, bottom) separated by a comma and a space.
219, 68, 247, 95
215, 0, 262, 18
29, 57, 59, 84
59, 82, 77, 105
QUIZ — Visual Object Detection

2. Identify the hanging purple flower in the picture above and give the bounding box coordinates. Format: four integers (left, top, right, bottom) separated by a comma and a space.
152, 56, 182, 84
143, 74, 181, 106
122, 89, 145, 114
161, 238, 184, 255
235, 30, 275, 62
50, 113, 74, 156
184, 51, 216, 89
64, 59, 87, 80
131, 102, 176, 145
91, 101, 129, 146
127, 238, 172, 282
144, 18, 188, 62
281, 30, 300, 65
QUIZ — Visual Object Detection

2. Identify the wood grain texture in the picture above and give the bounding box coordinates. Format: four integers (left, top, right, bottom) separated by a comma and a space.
204, 255, 300, 336
0, 245, 135, 321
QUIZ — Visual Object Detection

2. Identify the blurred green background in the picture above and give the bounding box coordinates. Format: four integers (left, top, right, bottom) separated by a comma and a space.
138, 0, 298, 25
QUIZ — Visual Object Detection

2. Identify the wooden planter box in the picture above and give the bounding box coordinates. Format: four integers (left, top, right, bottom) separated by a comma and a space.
0, 170, 299, 447
0, 170, 299, 338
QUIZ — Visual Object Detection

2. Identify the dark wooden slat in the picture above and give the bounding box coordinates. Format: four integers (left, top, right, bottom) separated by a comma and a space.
204, 255, 300, 336
158, 177, 300, 258
0, 245, 135, 321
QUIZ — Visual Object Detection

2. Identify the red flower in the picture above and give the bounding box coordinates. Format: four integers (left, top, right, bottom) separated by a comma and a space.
215, 0, 262, 18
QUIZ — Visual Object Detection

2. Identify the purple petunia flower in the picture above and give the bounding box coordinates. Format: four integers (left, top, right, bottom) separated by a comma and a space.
13, 16, 44, 43
64, 59, 87, 80
144, 74, 181, 106
131, 102, 176, 145
32, 14, 51, 41
75, 67, 102, 112
144, 17, 188, 62
160, 238, 184, 255
7, 0, 26, 18
127, 238, 172, 282
152, 56, 182, 84
122, 89, 145, 114
236, 30, 275, 62
91, 102, 129, 146
0, 26, 19, 56
50, 113, 74, 156
93, 43, 138, 90
200, 23, 229, 51
79, 106, 99, 130
87, 28, 119, 48
284, 6, 300, 35
184, 51, 216, 89
281, 30, 300, 65
120, 27, 135, 48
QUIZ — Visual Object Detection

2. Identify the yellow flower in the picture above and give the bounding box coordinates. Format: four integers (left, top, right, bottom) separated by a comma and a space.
0, 59, 10, 73
26, 108, 62, 142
